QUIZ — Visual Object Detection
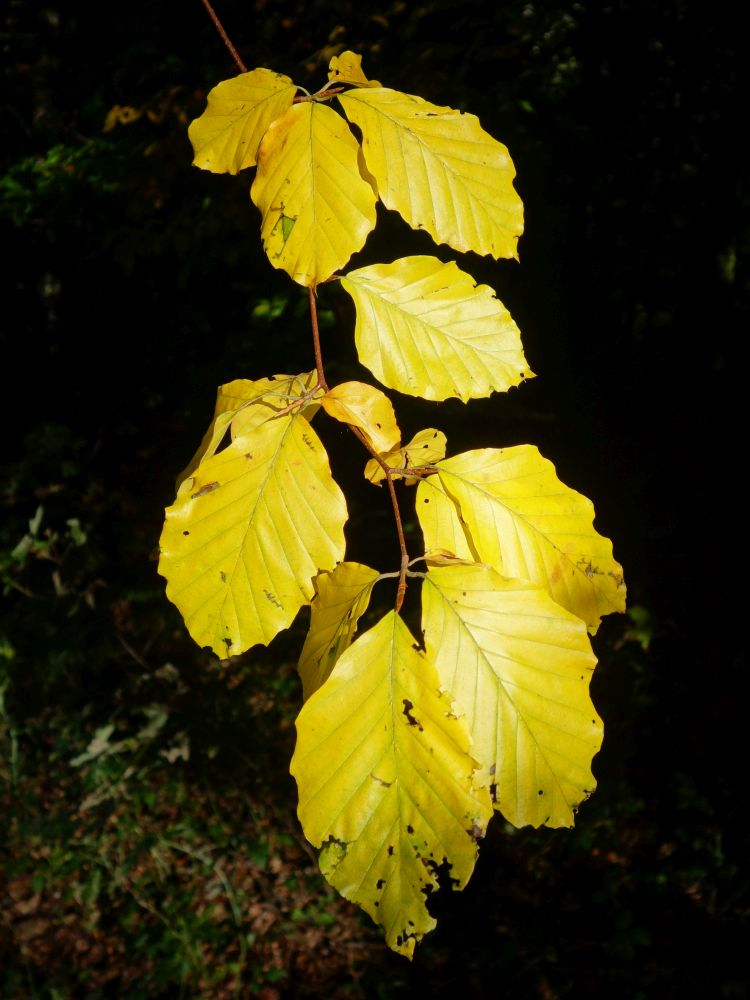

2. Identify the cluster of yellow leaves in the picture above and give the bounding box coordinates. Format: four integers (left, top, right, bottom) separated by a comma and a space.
159, 52, 627, 959
289, 442, 624, 955
187, 53, 523, 286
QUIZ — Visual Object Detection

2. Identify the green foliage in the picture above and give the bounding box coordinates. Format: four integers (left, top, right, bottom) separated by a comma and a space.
1, 657, 374, 997
0, 141, 124, 225
159, 49, 625, 955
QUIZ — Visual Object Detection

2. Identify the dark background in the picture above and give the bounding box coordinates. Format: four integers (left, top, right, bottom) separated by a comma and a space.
1, 1, 745, 996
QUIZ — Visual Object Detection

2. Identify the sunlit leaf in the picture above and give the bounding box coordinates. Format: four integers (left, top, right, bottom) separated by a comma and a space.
291, 611, 492, 957
342, 257, 531, 401
328, 50, 381, 88
339, 89, 523, 259
321, 381, 400, 453
365, 428, 447, 484
188, 68, 297, 174
422, 549, 476, 567
356, 144, 379, 197
229, 371, 321, 438
177, 379, 262, 492
422, 564, 601, 828
251, 101, 377, 286
159, 413, 346, 657
298, 562, 379, 699
421, 446, 626, 632
177, 373, 321, 492
415, 473, 477, 561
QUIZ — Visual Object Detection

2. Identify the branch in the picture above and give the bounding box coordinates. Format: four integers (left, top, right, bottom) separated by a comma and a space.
349, 427, 410, 613
309, 288, 408, 611
308, 287, 329, 392
199, 0, 248, 74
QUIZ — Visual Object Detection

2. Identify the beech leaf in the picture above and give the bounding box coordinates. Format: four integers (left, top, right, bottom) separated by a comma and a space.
251, 102, 377, 286
321, 381, 401, 453
229, 371, 321, 438
298, 562, 380, 699
422, 564, 601, 828
342, 256, 531, 401
419, 446, 626, 632
328, 50, 381, 88
177, 372, 320, 492
415, 473, 477, 562
159, 413, 346, 657
188, 68, 297, 174
291, 611, 492, 957
339, 89, 523, 259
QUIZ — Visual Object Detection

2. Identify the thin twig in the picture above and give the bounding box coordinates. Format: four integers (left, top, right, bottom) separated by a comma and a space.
309, 289, 409, 609
387, 475, 410, 613
295, 86, 345, 103
117, 634, 151, 671
349, 427, 410, 612
308, 287, 329, 391
199, 0, 247, 73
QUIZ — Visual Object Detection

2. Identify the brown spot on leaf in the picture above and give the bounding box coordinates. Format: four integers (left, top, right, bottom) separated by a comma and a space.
402, 699, 423, 731
263, 590, 283, 609
191, 481, 220, 499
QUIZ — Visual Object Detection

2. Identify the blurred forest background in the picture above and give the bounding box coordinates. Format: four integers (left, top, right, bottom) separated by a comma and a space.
1, 0, 746, 996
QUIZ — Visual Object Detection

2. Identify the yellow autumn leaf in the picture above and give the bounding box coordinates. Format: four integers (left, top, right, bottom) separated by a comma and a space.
158, 413, 346, 658
422, 549, 476, 567
342, 257, 531, 401
422, 564, 601, 829
356, 144, 379, 197
415, 473, 476, 561
250, 102, 377, 286
188, 68, 297, 174
365, 428, 446, 484
338, 89, 523, 259
229, 371, 321, 438
177, 379, 262, 492
297, 562, 379, 700
177, 372, 320, 492
291, 611, 492, 957
419, 446, 626, 632
321, 381, 400, 453
328, 50, 381, 88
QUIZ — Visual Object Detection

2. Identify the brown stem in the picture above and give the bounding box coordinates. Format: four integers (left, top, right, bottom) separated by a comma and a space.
199, 0, 248, 73
388, 477, 410, 613
294, 86, 345, 103
349, 427, 410, 613
308, 286, 328, 391
309, 288, 408, 611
